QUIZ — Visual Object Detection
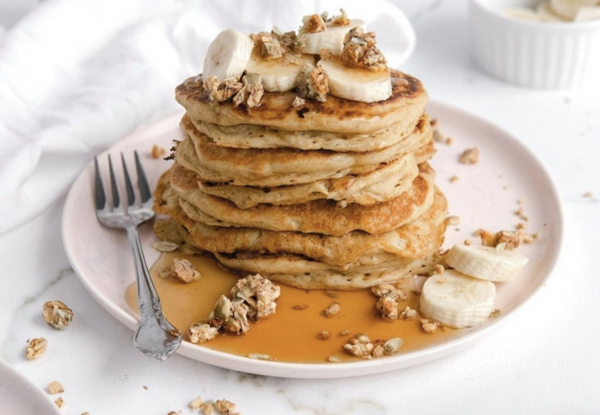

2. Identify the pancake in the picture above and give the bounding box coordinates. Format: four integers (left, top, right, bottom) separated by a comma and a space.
172, 163, 436, 236
189, 114, 428, 152
153, 169, 448, 266
175, 70, 428, 134
193, 152, 419, 208
176, 114, 434, 187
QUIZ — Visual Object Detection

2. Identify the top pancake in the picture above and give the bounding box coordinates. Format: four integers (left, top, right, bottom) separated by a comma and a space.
175, 70, 428, 134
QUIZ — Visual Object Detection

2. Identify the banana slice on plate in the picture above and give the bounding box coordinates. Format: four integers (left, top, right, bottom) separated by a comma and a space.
246, 52, 315, 92
420, 270, 496, 329
319, 58, 391, 102
445, 243, 529, 282
203, 29, 254, 81
300, 19, 366, 56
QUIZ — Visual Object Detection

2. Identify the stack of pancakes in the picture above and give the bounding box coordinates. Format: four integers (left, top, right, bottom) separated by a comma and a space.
153, 70, 448, 290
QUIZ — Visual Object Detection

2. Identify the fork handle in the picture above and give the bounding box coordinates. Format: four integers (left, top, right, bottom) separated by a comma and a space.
126, 226, 180, 359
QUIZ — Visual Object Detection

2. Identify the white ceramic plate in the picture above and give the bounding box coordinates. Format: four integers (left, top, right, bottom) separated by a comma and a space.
0, 359, 61, 415
62, 101, 562, 378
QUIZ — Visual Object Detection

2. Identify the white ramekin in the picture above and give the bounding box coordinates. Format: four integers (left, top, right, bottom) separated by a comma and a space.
469, 0, 600, 89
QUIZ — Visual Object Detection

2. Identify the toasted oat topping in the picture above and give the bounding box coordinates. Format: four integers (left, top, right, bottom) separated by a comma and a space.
151, 145, 167, 159
449, 175, 459, 183
317, 330, 331, 340
297, 64, 329, 102
327, 9, 351, 26
204, 76, 243, 102
209, 295, 250, 335
170, 258, 201, 283
250, 31, 284, 59
459, 147, 479, 164
341, 26, 387, 71
420, 319, 439, 333
188, 323, 219, 344
328, 354, 342, 363
343, 334, 374, 359
54, 397, 64, 409
433, 129, 452, 145
371, 283, 407, 320
400, 306, 418, 320
42, 301, 74, 330
230, 274, 280, 321
476, 228, 538, 250
300, 14, 327, 33
26, 338, 48, 360
321, 302, 341, 318
292, 96, 306, 109
214, 399, 238, 415
199, 404, 214, 415
190, 396, 204, 410
271, 27, 304, 53
339, 329, 350, 336
233, 73, 264, 108
48, 381, 64, 394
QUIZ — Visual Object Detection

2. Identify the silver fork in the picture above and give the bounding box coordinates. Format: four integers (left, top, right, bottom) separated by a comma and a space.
94, 151, 181, 360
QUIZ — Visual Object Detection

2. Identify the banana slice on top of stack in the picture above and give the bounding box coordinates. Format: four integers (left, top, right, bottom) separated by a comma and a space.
420, 243, 529, 329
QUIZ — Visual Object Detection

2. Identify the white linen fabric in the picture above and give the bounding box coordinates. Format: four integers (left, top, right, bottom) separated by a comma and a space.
0, 0, 414, 234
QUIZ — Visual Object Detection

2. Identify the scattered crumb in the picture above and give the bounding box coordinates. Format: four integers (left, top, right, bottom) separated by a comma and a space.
167, 412, 180, 415
188, 323, 218, 344
292, 304, 308, 310
476, 228, 538, 250
324, 290, 339, 298
42, 301, 74, 330
292, 96, 306, 109
516, 222, 527, 230
214, 399, 238, 415
321, 302, 341, 318
143, 386, 148, 390
490, 309, 502, 319
400, 306, 418, 320
420, 319, 439, 334
328, 354, 342, 363
317, 330, 331, 340
464, 239, 472, 245
459, 147, 479, 164
433, 129, 453, 145
430, 118, 438, 128
151, 145, 167, 159
170, 258, 201, 283
48, 381, 64, 394
190, 396, 204, 410
445, 215, 460, 226
583, 191, 593, 198
54, 397, 64, 409
26, 338, 48, 360
342, 334, 403, 359
248, 353, 273, 361
200, 403, 215, 415
339, 329, 350, 336
449, 175, 459, 183
81, 412, 90, 415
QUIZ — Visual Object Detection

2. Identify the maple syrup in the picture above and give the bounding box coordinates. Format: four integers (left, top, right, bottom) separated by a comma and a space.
125, 252, 465, 363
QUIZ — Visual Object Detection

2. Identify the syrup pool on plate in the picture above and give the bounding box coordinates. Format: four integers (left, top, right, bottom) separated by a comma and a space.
125, 252, 468, 363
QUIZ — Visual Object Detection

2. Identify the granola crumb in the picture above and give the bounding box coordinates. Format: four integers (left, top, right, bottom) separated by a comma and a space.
190, 396, 204, 410
204, 76, 242, 102
476, 228, 538, 250
449, 175, 459, 183
445, 215, 460, 226
143, 386, 148, 390
26, 338, 48, 360
230, 274, 280, 321
420, 319, 439, 333
248, 352, 273, 361
343, 334, 374, 359
292, 304, 308, 310
297, 64, 329, 102
54, 397, 65, 409
324, 290, 339, 298
214, 399, 237, 415
490, 309, 502, 319
433, 129, 452, 145
328, 354, 342, 363
459, 147, 479, 164
170, 258, 201, 283
464, 239, 472, 245
151, 145, 167, 159
339, 329, 350, 336
292, 96, 306, 109
48, 381, 64, 394
583, 191, 593, 198
322, 302, 341, 318
188, 323, 219, 344
199, 403, 214, 415
317, 330, 331, 340
516, 222, 527, 230
399, 306, 417, 320
42, 301, 74, 330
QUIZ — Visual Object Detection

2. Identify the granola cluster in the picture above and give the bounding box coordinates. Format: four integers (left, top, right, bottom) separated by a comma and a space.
342, 334, 403, 359
297, 64, 329, 102
169, 258, 202, 283
371, 283, 408, 320
476, 228, 538, 250
340, 27, 387, 71
42, 300, 74, 330
188, 274, 280, 343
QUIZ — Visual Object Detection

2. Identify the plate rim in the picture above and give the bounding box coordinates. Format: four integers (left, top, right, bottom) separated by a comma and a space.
62, 100, 563, 379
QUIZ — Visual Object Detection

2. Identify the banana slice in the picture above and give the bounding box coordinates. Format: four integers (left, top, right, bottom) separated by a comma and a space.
550, 0, 599, 20
246, 51, 315, 92
300, 19, 366, 56
445, 243, 529, 282
319, 58, 391, 103
420, 270, 496, 329
203, 29, 254, 82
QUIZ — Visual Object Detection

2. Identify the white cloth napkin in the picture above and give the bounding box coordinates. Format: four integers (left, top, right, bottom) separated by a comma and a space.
0, 0, 414, 234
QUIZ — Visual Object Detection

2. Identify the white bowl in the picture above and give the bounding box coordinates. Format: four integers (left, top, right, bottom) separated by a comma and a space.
469, 0, 600, 89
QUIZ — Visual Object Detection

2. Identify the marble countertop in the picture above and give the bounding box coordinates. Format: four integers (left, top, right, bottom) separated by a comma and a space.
1, 1, 599, 414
